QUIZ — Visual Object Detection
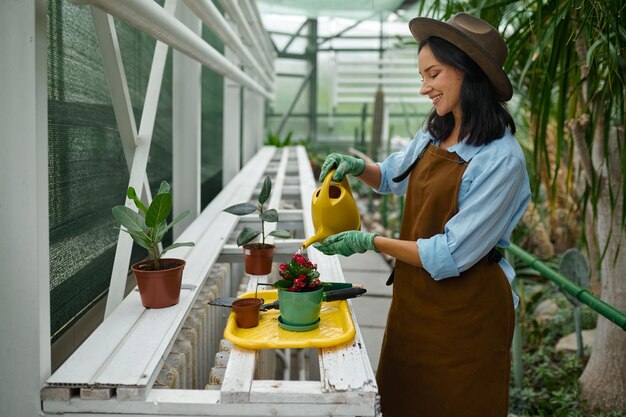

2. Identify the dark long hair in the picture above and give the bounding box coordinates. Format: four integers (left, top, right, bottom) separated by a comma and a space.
419, 36, 515, 146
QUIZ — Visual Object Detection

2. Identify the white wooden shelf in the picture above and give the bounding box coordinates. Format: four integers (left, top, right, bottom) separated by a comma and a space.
42, 146, 378, 416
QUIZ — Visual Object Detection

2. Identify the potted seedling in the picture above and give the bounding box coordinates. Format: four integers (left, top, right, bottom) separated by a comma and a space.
223, 176, 291, 275
112, 181, 195, 308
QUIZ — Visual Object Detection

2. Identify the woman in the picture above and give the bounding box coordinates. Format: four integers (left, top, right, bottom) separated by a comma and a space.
314, 13, 531, 417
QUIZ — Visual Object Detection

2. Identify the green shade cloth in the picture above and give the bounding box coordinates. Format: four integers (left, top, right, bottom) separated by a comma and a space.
48, 0, 224, 341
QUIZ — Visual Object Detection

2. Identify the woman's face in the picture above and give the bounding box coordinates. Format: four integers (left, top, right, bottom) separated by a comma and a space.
418, 44, 464, 119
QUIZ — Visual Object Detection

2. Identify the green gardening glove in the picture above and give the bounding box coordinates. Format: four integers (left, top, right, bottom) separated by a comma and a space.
319, 153, 366, 182
313, 231, 380, 257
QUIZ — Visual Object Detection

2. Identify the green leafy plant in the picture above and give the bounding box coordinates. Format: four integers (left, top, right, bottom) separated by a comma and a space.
223, 176, 291, 247
265, 130, 293, 147
508, 346, 607, 417
112, 181, 195, 270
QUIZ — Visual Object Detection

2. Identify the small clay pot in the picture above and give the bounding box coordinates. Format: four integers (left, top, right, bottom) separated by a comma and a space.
131, 258, 185, 309
232, 298, 263, 328
242, 243, 275, 275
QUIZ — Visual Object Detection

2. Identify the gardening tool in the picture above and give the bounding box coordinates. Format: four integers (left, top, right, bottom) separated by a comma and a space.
208, 287, 367, 311
301, 169, 361, 249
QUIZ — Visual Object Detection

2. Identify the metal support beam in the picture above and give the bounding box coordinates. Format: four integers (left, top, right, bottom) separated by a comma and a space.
240, 0, 276, 62
217, 0, 274, 80
223, 47, 242, 186
78, 0, 273, 99
0, 1, 50, 416
276, 65, 315, 137
173, 2, 202, 238
183, 0, 273, 89
281, 19, 308, 54
307, 19, 318, 141
317, 14, 375, 47
94, 1, 173, 317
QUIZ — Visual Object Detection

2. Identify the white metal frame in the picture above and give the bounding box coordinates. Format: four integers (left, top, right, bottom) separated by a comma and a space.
83, 0, 276, 315
77, 0, 273, 100
172, 3, 202, 239
0, 1, 51, 417
331, 49, 431, 106
94, 1, 174, 317
3, 0, 379, 414
222, 45, 243, 186
184, 0, 273, 89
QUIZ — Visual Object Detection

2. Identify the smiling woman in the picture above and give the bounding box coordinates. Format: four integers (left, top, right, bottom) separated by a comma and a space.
313, 12, 530, 417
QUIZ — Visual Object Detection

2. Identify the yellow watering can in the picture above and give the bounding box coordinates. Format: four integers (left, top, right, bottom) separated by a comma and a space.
301, 169, 361, 249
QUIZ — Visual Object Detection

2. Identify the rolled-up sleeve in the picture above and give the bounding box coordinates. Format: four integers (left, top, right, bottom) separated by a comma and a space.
417, 236, 460, 279
417, 153, 529, 280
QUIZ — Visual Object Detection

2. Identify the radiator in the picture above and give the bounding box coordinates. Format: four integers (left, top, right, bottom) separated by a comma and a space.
153, 263, 276, 390
153, 263, 230, 389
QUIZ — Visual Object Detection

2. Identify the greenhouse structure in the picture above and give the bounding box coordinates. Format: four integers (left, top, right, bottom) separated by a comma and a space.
2, 1, 625, 417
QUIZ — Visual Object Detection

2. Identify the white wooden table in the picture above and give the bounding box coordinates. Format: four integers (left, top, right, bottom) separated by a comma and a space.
42, 146, 378, 416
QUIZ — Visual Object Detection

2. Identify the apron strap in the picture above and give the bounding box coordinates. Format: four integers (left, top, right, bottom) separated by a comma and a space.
392, 145, 429, 183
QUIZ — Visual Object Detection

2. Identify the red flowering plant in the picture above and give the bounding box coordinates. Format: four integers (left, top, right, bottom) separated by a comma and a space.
273, 253, 324, 292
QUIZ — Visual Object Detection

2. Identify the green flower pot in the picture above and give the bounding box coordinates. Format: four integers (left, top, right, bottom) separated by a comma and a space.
277, 287, 323, 326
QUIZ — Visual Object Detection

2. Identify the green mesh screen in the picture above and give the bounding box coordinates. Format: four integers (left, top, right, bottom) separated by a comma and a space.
48, 0, 224, 341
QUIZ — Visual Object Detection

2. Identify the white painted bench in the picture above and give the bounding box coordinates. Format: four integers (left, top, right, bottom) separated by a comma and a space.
43, 146, 378, 416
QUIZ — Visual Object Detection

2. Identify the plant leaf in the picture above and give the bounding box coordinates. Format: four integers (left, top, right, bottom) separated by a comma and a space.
126, 187, 148, 214
223, 203, 257, 215
168, 210, 190, 228
156, 210, 191, 240
126, 230, 153, 250
146, 193, 172, 227
112, 206, 146, 233
153, 221, 168, 244
260, 209, 278, 223
116, 227, 152, 250
237, 227, 261, 246
272, 279, 293, 289
268, 229, 291, 239
157, 180, 170, 195
258, 176, 271, 205
162, 241, 195, 255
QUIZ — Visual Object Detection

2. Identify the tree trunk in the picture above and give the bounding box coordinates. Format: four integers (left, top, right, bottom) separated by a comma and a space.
579, 127, 626, 412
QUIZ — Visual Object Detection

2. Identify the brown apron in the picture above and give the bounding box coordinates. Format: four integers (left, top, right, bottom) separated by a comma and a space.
376, 143, 514, 417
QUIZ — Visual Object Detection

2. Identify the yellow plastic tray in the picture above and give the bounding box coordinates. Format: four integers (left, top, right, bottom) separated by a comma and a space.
224, 289, 356, 349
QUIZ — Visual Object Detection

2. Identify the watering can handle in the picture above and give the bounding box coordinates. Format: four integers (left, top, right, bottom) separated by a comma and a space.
321, 169, 353, 200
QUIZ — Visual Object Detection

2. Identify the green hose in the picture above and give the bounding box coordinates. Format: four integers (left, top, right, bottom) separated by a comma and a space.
507, 243, 626, 331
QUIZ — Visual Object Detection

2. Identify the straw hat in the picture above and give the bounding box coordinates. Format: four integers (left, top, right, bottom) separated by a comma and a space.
409, 13, 512, 101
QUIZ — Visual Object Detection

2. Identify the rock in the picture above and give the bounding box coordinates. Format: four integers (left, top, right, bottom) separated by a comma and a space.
532, 299, 559, 324
555, 329, 595, 353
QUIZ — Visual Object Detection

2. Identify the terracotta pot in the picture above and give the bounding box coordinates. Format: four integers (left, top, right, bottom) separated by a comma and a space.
242, 243, 275, 275
232, 298, 263, 328
131, 258, 185, 309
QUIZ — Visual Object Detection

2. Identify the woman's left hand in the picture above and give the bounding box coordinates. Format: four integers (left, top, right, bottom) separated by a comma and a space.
313, 231, 379, 257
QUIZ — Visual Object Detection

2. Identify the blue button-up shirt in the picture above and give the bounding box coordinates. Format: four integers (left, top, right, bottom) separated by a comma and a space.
376, 129, 531, 307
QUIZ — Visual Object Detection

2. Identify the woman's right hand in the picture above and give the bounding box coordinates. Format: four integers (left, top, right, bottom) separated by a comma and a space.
319, 153, 366, 182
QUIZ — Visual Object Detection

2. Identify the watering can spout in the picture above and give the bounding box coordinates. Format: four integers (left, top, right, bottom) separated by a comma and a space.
301, 233, 322, 250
